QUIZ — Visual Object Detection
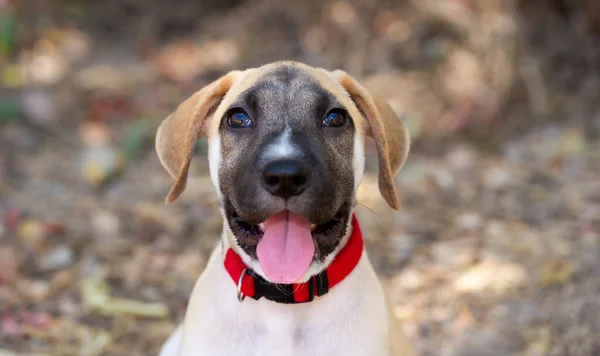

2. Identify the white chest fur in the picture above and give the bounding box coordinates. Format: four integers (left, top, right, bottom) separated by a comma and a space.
160, 243, 399, 356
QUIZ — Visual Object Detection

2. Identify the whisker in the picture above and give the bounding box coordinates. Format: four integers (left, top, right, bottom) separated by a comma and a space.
291, 284, 303, 294
200, 201, 220, 215
355, 202, 385, 224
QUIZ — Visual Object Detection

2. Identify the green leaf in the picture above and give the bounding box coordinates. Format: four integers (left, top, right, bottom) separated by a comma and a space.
121, 120, 153, 159
0, 10, 17, 57
0, 100, 20, 123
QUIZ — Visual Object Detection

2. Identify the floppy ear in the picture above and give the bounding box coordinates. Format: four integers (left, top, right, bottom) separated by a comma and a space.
156, 72, 238, 203
332, 70, 410, 210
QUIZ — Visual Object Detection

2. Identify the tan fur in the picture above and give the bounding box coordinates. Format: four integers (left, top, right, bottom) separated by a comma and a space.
156, 72, 239, 203
331, 70, 410, 210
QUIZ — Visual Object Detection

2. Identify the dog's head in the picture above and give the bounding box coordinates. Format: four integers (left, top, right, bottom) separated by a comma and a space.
156, 62, 409, 284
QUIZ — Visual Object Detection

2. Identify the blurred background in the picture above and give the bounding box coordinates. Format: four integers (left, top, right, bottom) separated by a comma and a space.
1, 0, 599, 355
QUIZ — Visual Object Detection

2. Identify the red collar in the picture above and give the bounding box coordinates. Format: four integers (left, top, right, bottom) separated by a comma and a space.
224, 214, 363, 304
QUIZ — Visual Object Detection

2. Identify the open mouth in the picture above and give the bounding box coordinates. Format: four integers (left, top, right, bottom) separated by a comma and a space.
228, 207, 350, 283
230, 210, 348, 251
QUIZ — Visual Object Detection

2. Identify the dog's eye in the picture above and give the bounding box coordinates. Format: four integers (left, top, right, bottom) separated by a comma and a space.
322, 110, 347, 127
228, 110, 253, 128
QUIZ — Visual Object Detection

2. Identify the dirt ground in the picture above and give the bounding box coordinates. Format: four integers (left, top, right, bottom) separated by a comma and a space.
1, 1, 600, 355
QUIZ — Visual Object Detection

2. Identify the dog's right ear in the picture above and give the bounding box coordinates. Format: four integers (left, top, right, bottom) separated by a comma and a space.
156, 72, 239, 203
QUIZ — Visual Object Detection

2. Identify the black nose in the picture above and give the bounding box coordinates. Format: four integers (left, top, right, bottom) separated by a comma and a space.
262, 160, 311, 199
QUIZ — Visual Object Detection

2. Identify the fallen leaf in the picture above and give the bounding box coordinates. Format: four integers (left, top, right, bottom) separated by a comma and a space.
451, 304, 477, 334
81, 278, 169, 318
538, 260, 574, 286
80, 330, 112, 356
75, 65, 131, 92
95, 297, 169, 318
17, 219, 47, 251
453, 260, 528, 294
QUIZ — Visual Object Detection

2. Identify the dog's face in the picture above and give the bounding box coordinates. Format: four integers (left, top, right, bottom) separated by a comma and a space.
217, 66, 359, 281
156, 62, 409, 283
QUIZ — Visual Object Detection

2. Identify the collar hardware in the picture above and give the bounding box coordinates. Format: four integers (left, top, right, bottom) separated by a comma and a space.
237, 268, 248, 303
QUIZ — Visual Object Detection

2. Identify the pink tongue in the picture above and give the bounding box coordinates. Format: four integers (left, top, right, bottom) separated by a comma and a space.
256, 210, 315, 284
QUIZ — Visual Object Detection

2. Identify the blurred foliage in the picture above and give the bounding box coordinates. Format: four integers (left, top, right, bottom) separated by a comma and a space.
1, 0, 599, 355
0, 6, 16, 57
1, 0, 599, 145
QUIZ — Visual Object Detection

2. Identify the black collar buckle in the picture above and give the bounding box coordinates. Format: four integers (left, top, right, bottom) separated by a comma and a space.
246, 269, 329, 304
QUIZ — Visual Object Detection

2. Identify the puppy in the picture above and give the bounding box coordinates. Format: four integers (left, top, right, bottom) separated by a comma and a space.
156, 61, 415, 356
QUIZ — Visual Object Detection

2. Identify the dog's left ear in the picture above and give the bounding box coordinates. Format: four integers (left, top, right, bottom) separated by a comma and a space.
332, 70, 410, 210
156, 72, 239, 203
